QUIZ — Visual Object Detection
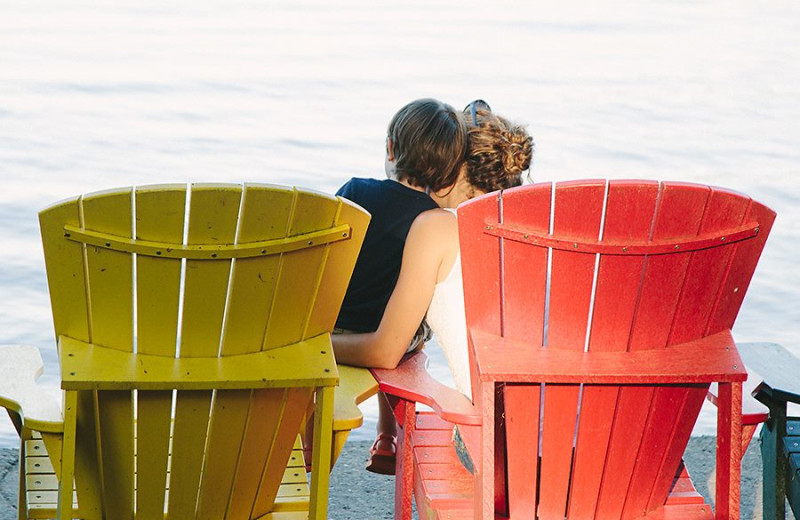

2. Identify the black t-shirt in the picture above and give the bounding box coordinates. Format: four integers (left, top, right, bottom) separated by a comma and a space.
335, 178, 438, 332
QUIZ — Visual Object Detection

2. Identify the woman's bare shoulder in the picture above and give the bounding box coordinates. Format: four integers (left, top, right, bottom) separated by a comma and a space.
409, 208, 457, 236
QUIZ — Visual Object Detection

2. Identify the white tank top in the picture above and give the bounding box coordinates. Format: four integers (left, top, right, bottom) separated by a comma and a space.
426, 211, 472, 400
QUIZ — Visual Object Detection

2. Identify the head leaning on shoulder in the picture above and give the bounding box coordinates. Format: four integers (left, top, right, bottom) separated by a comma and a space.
462, 99, 534, 196
386, 98, 468, 192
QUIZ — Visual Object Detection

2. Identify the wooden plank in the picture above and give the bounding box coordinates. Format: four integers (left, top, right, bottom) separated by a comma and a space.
82, 189, 136, 520
595, 182, 709, 519
134, 184, 185, 518
263, 189, 337, 350
503, 384, 539, 518
134, 184, 186, 357
166, 390, 213, 519
497, 183, 551, 347
38, 197, 89, 345
567, 183, 660, 520
305, 196, 371, 339
643, 186, 751, 513
219, 184, 294, 356
60, 333, 338, 390
180, 183, 241, 358
197, 389, 252, 519
706, 196, 776, 335
459, 189, 502, 403
253, 388, 314, 517
168, 184, 240, 519
227, 389, 288, 520
538, 180, 605, 519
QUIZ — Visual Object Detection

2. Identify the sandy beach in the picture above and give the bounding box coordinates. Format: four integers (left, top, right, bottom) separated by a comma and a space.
0, 436, 791, 519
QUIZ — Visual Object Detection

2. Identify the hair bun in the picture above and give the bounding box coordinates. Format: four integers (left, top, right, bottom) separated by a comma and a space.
500, 126, 533, 176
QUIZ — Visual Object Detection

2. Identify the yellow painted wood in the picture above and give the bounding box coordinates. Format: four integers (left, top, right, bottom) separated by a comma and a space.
333, 364, 378, 431
166, 390, 212, 520
253, 388, 314, 517
220, 184, 294, 356
27, 473, 58, 490
257, 511, 310, 520
72, 390, 103, 518
306, 197, 371, 338
82, 189, 136, 520
179, 183, 242, 358
82, 187, 134, 352
38, 197, 90, 345
64, 222, 350, 260
263, 189, 338, 350
26, 456, 53, 474
196, 390, 252, 519
134, 185, 185, 519
135, 391, 171, 518
227, 389, 287, 520
97, 390, 134, 519
57, 391, 77, 520
308, 385, 334, 520
39, 434, 63, 479
135, 184, 185, 357
60, 334, 338, 390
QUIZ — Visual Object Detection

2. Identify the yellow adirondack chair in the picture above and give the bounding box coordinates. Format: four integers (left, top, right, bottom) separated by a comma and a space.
0, 183, 370, 519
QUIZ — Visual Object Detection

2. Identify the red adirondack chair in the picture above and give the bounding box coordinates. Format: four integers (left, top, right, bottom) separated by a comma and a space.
372, 180, 775, 520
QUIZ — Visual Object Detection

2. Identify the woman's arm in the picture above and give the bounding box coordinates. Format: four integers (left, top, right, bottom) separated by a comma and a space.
333, 209, 458, 369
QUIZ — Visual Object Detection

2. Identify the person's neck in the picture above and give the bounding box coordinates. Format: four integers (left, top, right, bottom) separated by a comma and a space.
394, 178, 428, 193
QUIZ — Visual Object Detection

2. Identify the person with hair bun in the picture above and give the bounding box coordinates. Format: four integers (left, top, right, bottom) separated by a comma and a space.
333, 100, 533, 474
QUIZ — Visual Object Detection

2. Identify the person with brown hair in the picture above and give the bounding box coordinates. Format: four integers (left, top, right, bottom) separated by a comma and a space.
333, 100, 533, 473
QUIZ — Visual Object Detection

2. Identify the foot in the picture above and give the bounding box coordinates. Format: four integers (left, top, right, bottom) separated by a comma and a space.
365, 432, 397, 475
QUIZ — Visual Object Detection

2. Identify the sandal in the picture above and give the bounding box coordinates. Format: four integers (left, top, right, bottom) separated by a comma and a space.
365, 433, 397, 475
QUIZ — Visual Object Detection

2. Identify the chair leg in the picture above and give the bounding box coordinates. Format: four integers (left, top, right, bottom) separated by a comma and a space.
17, 435, 27, 520
394, 399, 415, 520
715, 381, 742, 520
57, 391, 78, 520
758, 394, 788, 520
309, 385, 334, 520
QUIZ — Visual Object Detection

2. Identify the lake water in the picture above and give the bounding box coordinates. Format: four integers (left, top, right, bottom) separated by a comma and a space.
1, 0, 799, 447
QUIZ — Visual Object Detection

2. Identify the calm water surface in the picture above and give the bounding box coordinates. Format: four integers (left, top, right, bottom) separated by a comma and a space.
1, 0, 799, 446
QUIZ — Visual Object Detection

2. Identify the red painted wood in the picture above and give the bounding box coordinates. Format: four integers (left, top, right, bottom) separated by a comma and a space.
641, 187, 752, 515
470, 329, 745, 383
504, 385, 540, 518
707, 198, 776, 335
532, 181, 605, 520
567, 181, 659, 518
394, 400, 415, 520
714, 382, 743, 520
497, 182, 551, 348
595, 182, 711, 519
459, 190, 503, 404
476, 381, 495, 520
371, 351, 481, 425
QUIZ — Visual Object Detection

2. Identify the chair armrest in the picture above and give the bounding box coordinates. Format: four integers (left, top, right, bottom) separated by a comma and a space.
333, 364, 378, 431
0, 345, 63, 432
737, 342, 800, 405
59, 334, 339, 390
371, 351, 481, 425
470, 329, 746, 384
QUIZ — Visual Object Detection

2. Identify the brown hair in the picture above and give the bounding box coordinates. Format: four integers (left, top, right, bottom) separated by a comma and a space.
387, 99, 467, 192
464, 108, 533, 193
